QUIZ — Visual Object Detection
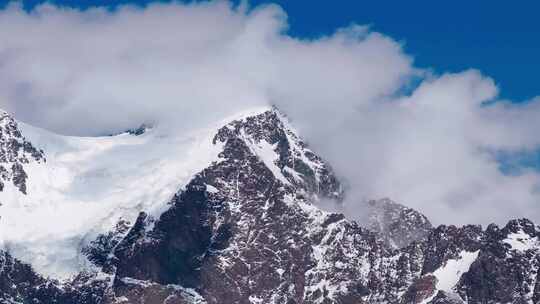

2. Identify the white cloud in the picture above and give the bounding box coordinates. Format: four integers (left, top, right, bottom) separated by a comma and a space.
0, 1, 539, 225
304, 70, 540, 225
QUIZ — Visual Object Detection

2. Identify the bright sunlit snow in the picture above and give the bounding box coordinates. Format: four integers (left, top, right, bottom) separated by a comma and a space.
418, 250, 479, 304
432, 250, 479, 292
0, 107, 269, 280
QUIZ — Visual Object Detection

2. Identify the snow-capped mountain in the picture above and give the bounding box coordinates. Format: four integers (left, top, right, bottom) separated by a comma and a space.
0, 107, 247, 279
1, 108, 540, 304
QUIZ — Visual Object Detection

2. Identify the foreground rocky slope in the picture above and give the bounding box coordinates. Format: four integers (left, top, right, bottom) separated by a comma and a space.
1, 109, 540, 304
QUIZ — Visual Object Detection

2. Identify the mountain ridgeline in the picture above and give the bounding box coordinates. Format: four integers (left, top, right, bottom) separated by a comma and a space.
0, 108, 539, 304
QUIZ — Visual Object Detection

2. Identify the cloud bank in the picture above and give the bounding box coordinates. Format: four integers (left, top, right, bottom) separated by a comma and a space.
1, 1, 540, 225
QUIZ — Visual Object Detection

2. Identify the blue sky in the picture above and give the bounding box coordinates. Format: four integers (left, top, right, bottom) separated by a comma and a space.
6, 0, 540, 102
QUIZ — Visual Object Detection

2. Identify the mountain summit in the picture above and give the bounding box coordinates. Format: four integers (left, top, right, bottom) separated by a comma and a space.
0, 108, 539, 304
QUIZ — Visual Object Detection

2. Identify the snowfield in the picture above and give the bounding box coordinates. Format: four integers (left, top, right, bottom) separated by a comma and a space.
0, 107, 269, 280
432, 250, 479, 292
419, 250, 480, 304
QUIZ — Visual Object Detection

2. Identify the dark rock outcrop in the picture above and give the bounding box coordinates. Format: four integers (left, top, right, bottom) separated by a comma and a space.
0, 110, 44, 195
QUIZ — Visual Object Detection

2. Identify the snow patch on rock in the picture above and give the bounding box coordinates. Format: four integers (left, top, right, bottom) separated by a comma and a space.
433, 250, 479, 292
504, 230, 539, 253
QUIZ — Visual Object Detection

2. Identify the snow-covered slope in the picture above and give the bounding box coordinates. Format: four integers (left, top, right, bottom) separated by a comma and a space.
0, 107, 267, 279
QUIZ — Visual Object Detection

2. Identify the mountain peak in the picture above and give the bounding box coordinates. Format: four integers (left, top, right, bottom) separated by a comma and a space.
2, 108, 540, 304
363, 197, 433, 248
213, 108, 343, 201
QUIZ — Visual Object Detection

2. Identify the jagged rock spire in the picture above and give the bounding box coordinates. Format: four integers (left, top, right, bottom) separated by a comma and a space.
0, 110, 44, 194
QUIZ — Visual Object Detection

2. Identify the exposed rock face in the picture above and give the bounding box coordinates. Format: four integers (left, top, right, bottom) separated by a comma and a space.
0, 251, 111, 304
456, 219, 540, 304
2, 109, 540, 304
82, 219, 133, 274
0, 110, 44, 194
0, 250, 51, 303
400, 275, 437, 304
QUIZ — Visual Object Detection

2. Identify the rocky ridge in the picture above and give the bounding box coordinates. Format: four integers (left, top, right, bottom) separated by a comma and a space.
0, 109, 539, 304
362, 198, 433, 249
